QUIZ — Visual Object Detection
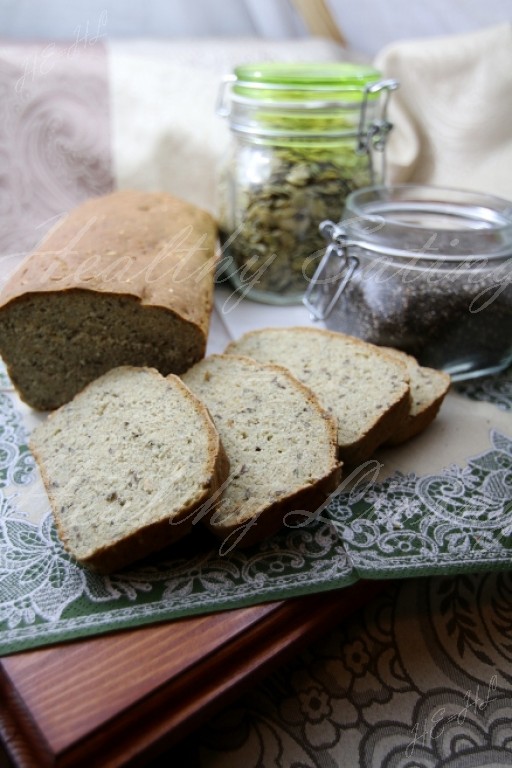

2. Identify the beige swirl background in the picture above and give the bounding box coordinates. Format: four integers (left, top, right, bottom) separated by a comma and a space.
0, 41, 113, 286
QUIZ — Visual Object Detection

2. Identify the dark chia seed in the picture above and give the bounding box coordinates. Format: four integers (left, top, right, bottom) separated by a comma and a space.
324, 247, 512, 378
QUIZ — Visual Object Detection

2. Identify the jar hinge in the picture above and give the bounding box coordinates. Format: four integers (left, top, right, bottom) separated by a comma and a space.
216, 74, 237, 117
356, 79, 399, 158
303, 220, 360, 320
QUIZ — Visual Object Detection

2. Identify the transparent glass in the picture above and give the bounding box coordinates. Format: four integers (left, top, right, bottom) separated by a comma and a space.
310, 185, 512, 380
216, 63, 395, 304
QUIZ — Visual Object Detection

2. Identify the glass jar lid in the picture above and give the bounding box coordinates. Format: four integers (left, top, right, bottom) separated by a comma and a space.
216, 62, 398, 141
231, 62, 385, 103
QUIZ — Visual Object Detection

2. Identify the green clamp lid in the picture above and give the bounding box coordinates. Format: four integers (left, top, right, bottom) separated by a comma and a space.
216, 62, 398, 143
232, 62, 385, 102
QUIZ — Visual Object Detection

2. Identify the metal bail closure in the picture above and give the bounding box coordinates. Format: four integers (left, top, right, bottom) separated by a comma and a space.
215, 74, 236, 117
303, 221, 359, 321
356, 78, 399, 155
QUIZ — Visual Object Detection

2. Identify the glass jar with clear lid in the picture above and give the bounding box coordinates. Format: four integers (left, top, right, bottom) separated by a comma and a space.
216, 62, 398, 304
304, 185, 512, 381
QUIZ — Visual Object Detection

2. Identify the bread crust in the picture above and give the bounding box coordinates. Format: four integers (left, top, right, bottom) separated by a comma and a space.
0, 190, 216, 324
30, 367, 230, 573
182, 354, 342, 551
0, 190, 218, 409
225, 326, 412, 466
379, 347, 451, 445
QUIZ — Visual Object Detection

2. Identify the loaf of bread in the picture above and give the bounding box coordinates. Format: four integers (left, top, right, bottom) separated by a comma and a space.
225, 328, 411, 465
181, 354, 342, 550
30, 366, 229, 573
380, 347, 451, 445
0, 190, 217, 410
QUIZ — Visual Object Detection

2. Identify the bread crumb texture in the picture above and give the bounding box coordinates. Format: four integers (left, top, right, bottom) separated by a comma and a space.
379, 347, 451, 444
30, 367, 227, 572
225, 327, 411, 463
182, 354, 341, 540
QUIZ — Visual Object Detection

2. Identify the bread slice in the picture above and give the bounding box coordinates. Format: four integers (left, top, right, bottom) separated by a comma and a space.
0, 190, 217, 410
181, 354, 341, 551
380, 347, 451, 445
30, 367, 229, 573
225, 328, 411, 465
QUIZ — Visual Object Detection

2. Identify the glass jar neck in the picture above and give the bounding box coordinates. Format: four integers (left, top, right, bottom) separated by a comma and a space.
342, 185, 512, 261
226, 99, 376, 141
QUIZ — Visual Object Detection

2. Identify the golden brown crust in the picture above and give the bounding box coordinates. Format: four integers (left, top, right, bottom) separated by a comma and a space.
385, 396, 447, 445
205, 460, 342, 552
0, 190, 217, 331
379, 347, 451, 445
0, 190, 218, 410
30, 367, 230, 574
225, 326, 412, 466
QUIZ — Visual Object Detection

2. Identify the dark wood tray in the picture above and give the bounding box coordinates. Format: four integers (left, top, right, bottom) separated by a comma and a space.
0, 581, 383, 768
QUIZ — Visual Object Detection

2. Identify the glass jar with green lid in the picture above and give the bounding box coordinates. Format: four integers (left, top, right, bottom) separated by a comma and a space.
216, 62, 398, 304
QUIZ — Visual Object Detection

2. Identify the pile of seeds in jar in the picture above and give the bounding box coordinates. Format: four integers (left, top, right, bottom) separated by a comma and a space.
219, 143, 372, 300
324, 245, 512, 374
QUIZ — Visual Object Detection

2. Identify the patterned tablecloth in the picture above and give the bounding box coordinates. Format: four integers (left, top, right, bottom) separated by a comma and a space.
184, 570, 512, 768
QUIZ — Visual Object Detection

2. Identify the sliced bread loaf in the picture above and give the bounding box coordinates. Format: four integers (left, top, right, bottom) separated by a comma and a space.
181, 354, 341, 551
0, 190, 217, 411
225, 327, 411, 465
380, 347, 451, 445
30, 367, 229, 573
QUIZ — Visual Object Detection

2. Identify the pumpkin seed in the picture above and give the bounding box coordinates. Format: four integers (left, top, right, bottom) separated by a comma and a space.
218, 141, 374, 301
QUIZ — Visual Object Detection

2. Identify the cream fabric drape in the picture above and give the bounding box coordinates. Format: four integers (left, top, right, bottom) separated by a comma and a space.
109, 37, 349, 214
376, 22, 512, 199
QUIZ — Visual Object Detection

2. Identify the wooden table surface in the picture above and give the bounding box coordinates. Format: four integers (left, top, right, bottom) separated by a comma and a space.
0, 580, 383, 768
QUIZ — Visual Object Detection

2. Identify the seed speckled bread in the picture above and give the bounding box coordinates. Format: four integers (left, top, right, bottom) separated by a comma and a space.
181, 354, 341, 550
380, 347, 451, 445
30, 367, 229, 573
0, 190, 217, 410
225, 327, 411, 465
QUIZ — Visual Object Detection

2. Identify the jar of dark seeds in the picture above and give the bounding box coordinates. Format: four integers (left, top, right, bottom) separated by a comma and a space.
304, 184, 512, 381
216, 62, 397, 304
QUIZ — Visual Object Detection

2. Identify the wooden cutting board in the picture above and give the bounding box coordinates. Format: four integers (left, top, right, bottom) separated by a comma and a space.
0, 580, 383, 767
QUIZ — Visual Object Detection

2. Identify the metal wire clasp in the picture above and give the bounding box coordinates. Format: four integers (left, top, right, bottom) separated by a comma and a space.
303, 220, 360, 321
357, 78, 399, 154
215, 74, 236, 117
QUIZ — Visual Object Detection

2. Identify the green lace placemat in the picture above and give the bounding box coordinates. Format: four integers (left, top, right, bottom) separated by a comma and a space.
1, 362, 511, 655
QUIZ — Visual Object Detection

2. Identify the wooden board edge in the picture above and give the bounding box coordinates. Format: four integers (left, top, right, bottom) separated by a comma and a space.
63, 581, 385, 767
